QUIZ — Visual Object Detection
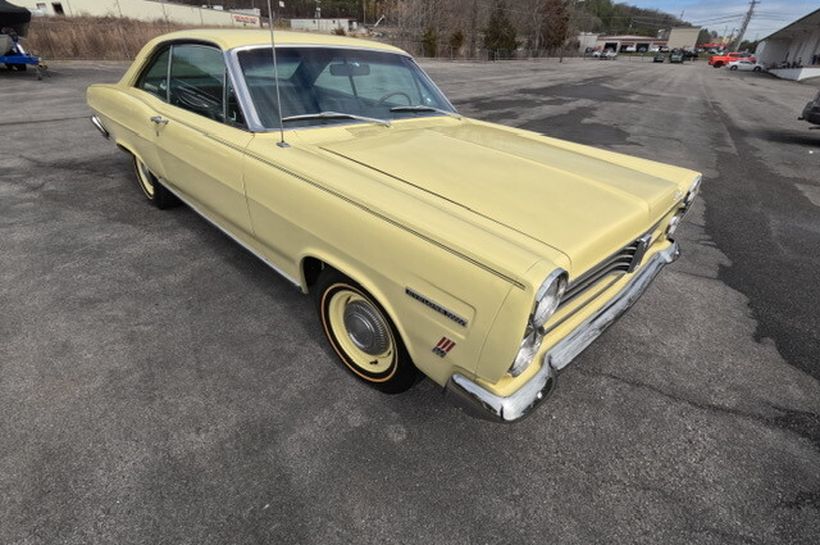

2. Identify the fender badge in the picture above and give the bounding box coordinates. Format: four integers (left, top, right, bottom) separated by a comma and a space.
406, 288, 468, 327
433, 337, 456, 358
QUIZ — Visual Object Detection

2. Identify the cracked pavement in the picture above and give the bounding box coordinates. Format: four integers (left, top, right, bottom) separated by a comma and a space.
1, 59, 818, 544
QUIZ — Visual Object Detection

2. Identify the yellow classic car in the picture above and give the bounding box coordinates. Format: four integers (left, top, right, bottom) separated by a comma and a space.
87, 29, 702, 422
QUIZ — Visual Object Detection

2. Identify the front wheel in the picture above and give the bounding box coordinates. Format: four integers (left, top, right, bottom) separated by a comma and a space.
730, 66, 738, 71
132, 156, 179, 209
753, 66, 762, 72
315, 269, 419, 394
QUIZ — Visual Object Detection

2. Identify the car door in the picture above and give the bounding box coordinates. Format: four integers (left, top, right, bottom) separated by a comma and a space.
152, 43, 254, 235
118, 46, 171, 180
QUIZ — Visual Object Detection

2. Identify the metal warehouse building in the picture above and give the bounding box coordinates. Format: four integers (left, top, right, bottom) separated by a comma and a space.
756, 7, 820, 81
12, 0, 260, 27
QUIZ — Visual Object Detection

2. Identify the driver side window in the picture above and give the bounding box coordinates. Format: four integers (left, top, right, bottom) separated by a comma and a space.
169, 44, 225, 122
137, 47, 170, 100
135, 42, 246, 128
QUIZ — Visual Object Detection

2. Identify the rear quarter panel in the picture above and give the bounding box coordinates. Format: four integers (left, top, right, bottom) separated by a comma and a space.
87, 84, 165, 177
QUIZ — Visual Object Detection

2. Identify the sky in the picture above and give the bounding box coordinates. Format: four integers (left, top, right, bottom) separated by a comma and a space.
625, 0, 820, 40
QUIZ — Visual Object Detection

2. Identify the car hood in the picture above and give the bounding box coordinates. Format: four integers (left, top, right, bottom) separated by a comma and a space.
313, 120, 687, 274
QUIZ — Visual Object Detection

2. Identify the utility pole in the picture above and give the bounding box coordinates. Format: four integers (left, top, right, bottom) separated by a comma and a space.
732, 0, 759, 51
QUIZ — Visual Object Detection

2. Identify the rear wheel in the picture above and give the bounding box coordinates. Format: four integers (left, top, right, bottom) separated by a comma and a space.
132, 156, 179, 209
314, 269, 419, 394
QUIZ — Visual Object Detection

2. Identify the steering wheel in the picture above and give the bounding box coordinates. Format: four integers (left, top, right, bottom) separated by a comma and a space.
376, 91, 413, 106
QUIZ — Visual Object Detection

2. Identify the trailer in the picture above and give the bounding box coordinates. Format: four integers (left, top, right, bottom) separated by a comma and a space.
1, 48, 46, 79
1, 0, 46, 79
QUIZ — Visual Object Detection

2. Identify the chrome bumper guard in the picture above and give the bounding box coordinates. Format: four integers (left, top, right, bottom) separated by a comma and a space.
445, 241, 680, 423
90, 115, 110, 139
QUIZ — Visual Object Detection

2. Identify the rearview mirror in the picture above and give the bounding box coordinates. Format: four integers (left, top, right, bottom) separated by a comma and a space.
329, 62, 370, 77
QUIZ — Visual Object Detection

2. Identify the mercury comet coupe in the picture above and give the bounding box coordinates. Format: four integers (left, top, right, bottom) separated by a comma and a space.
87, 30, 701, 422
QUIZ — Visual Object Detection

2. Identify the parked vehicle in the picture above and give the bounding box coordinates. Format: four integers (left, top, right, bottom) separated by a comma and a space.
799, 90, 820, 126
669, 50, 685, 64
728, 60, 765, 72
592, 49, 618, 60
653, 52, 666, 63
0, 1, 46, 79
709, 51, 755, 68
87, 30, 701, 422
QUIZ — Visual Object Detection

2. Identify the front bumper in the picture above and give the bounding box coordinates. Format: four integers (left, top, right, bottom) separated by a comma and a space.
445, 241, 680, 423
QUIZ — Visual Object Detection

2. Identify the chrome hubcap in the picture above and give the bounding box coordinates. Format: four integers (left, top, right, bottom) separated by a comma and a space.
343, 300, 389, 355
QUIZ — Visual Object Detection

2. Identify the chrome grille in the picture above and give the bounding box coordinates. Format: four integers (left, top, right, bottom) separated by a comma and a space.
560, 233, 652, 306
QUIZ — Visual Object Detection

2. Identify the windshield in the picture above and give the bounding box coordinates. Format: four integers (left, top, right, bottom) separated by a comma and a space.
237, 47, 455, 129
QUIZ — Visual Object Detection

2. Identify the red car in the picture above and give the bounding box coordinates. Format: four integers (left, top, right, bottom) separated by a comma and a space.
709, 51, 756, 68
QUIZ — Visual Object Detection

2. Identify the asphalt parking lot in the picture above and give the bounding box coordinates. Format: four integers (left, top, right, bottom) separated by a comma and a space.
1, 58, 819, 544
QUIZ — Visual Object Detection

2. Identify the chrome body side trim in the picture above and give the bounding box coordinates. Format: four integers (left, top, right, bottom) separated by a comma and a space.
445, 241, 680, 423
90, 115, 110, 139
159, 180, 301, 288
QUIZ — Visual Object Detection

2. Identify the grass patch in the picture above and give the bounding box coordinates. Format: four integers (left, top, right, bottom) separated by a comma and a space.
24, 16, 189, 60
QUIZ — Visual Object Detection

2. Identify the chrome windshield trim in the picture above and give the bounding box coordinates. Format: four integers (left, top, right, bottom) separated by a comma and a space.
226, 44, 458, 133
228, 43, 414, 57
406, 57, 460, 114
445, 241, 680, 423
225, 47, 267, 132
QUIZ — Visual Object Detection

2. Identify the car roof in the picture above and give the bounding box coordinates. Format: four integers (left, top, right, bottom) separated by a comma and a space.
154, 29, 407, 55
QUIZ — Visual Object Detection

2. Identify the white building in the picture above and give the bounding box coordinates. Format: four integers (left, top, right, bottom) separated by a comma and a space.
755, 7, 820, 81
290, 18, 357, 34
595, 35, 668, 53
576, 32, 598, 53
14, 0, 261, 28
667, 27, 700, 51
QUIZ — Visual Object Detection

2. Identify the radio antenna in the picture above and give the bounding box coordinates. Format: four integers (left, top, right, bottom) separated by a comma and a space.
267, 0, 289, 148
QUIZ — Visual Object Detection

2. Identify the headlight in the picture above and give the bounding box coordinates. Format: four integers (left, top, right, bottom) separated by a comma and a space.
684, 175, 702, 208
508, 270, 567, 377
666, 213, 682, 236
532, 270, 567, 330
509, 331, 542, 377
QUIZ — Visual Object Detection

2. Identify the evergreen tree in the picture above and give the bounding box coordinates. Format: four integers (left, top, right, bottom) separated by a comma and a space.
483, 0, 518, 60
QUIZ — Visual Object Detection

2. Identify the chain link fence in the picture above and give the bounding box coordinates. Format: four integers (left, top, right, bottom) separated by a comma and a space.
24, 17, 641, 64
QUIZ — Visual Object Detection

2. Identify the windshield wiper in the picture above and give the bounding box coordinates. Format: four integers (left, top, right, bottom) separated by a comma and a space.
281, 111, 391, 127
390, 105, 462, 119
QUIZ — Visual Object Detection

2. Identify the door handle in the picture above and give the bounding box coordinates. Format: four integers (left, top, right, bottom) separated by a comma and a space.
150, 115, 169, 126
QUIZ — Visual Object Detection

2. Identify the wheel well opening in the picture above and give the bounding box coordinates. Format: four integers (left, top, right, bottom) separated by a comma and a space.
302, 256, 326, 291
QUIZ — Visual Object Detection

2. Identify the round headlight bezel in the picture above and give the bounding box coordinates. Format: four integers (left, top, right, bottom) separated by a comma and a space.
666, 213, 682, 237
507, 269, 569, 377
684, 175, 702, 207
532, 269, 568, 330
